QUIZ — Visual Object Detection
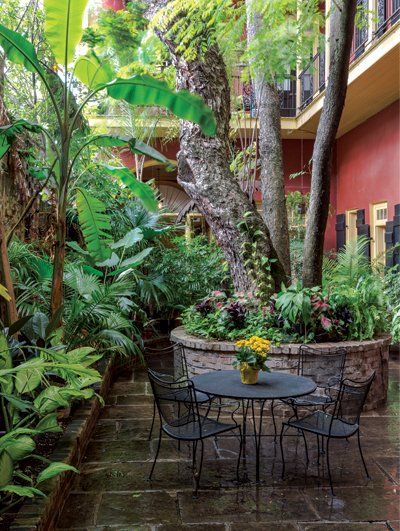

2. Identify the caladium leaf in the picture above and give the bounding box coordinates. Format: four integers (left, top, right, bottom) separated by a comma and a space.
0, 452, 14, 488
36, 413, 62, 433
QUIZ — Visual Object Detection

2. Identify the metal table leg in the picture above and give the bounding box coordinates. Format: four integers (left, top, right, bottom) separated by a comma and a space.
251, 399, 266, 482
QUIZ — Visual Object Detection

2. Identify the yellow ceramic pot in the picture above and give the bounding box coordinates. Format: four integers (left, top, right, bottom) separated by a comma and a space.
240, 363, 259, 385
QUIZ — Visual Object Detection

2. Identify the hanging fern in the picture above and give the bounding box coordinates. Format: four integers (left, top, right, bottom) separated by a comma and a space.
76, 188, 112, 263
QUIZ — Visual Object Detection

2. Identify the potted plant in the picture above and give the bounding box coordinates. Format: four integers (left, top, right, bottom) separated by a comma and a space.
233, 336, 271, 384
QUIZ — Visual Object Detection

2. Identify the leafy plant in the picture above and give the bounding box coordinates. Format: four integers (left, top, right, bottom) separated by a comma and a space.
0, 325, 102, 508
0, 1, 216, 320
149, 236, 230, 316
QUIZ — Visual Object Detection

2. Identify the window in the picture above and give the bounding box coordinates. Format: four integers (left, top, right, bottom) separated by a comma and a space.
346, 209, 358, 243
371, 202, 388, 265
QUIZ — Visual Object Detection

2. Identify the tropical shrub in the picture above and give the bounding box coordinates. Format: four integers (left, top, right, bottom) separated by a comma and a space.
182, 291, 285, 343
0, 0, 216, 320
149, 236, 230, 315
0, 323, 102, 507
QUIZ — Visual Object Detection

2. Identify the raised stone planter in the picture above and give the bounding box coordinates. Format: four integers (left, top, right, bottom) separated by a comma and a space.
171, 326, 391, 411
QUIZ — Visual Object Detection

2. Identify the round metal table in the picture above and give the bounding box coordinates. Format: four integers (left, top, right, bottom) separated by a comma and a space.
192, 370, 316, 481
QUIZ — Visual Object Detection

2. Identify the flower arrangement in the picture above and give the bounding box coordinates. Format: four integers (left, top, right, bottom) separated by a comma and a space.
233, 336, 271, 384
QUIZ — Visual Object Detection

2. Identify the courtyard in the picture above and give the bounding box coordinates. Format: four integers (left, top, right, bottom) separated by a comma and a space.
56, 355, 400, 530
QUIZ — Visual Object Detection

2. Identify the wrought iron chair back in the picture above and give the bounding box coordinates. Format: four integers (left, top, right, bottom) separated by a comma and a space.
148, 368, 205, 439
144, 342, 188, 381
297, 345, 347, 390
328, 372, 375, 434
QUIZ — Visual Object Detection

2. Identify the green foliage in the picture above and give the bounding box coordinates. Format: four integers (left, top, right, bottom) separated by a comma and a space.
246, 0, 323, 84
323, 237, 372, 288
0, 328, 101, 506
102, 75, 216, 137
151, 0, 245, 64
149, 236, 230, 315
76, 188, 113, 263
75, 51, 115, 89
182, 292, 284, 343
0, 23, 44, 75
237, 211, 274, 303
43, 0, 89, 66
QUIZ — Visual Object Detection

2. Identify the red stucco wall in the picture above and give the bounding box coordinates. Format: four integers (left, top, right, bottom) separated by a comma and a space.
102, 0, 124, 10
335, 100, 400, 224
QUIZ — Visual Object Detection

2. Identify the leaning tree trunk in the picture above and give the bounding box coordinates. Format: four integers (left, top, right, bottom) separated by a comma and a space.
146, 2, 287, 293
246, 6, 291, 278
0, 58, 18, 325
302, 0, 358, 287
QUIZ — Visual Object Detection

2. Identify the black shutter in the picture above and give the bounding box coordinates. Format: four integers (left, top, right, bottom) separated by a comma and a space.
386, 221, 394, 268
336, 214, 346, 251
393, 204, 400, 268
356, 209, 371, 259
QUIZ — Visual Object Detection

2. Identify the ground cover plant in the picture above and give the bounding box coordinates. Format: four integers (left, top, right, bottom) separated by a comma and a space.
182, 238, 392, 343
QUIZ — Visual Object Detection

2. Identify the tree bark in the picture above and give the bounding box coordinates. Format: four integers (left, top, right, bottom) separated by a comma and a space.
302, 0, 358, 287
145, 2, 287, 293
0, 58, 18, 325
246, 6, 291, 278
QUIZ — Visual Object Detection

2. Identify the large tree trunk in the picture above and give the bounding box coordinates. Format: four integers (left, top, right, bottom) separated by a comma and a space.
146, 2, 287, 293
246, 6, 291, 278
0, 58, 18, 325
302, 0, 357, 287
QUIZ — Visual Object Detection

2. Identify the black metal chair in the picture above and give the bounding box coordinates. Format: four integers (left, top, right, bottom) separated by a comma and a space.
144, 342, 211, 441
280, 372, 375, 495
271, 345, 347, 439
148, 369, 243, 496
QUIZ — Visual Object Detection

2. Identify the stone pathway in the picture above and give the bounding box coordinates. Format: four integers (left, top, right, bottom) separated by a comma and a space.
57, 358, 400, 530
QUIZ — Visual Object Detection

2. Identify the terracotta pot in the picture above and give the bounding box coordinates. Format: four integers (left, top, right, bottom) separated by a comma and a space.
240, 363, 259, 385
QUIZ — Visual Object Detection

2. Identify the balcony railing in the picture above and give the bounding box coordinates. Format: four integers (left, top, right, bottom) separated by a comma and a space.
350, 0, 369, 61
299, 51, 325, 110
375, 0, 400, 37
232, 73, 296, 118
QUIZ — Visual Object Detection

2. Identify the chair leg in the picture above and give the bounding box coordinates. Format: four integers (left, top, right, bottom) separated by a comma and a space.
326, 436, 335, 496
149, 428, 162, 480
357, 430, 371, 479
280, 423, 286, 479
148, 400, 156, 441
236, 426, 243, 482
317, 434, 320, 466
193, 439, 204, 497
300, 430, 309, 466
271, 400, 277, 443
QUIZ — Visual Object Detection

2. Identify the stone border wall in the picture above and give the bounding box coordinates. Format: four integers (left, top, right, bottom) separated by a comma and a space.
171, 327, 391, 411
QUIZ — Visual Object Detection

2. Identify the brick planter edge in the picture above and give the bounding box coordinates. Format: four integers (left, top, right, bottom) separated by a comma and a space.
171, 326, 391, 411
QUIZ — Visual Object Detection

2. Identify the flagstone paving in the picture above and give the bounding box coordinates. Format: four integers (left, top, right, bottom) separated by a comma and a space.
56, 356, 400, 530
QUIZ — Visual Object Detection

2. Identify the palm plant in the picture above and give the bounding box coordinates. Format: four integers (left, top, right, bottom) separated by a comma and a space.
323, 237, 372, 288
0, 0, 216, 321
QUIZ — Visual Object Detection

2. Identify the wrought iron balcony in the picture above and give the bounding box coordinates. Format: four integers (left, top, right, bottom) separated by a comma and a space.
298, 51, 325, 110
232, 73, 296, 118
375, 0, 400, 37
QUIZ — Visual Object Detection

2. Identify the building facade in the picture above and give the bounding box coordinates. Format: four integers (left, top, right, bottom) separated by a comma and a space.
99, 0, 400, 265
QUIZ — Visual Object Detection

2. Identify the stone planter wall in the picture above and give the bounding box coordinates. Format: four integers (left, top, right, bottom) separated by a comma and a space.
171, 327, 391, 411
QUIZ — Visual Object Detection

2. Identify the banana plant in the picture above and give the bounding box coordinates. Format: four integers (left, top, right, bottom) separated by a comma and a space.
0, 0, 216, 319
